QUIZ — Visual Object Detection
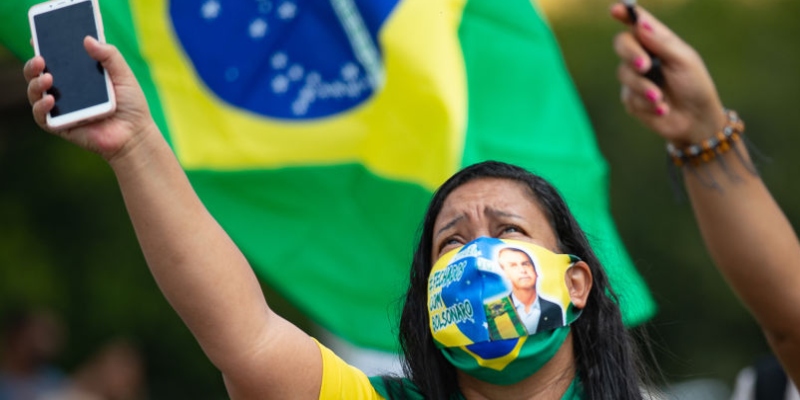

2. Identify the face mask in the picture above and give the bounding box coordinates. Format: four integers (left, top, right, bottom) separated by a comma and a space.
428, 237, 583, 385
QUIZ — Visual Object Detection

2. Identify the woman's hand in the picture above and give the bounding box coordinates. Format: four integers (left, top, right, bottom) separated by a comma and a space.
24, 36, 155, 163
611, 4, 726, 147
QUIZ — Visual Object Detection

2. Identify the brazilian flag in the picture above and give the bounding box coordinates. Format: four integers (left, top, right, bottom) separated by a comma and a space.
1, 0, 655, 352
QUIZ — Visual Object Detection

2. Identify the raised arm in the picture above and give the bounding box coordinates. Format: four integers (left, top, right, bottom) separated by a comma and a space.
611, 4, 800, 385
24, 37, 322, 399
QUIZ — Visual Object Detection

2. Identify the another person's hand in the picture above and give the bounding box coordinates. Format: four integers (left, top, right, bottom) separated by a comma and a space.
24, 36, 155, 162
611, 4, 726, 147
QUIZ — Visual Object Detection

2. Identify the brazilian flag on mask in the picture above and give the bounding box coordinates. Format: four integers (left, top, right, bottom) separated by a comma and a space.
0, 0, 655, 352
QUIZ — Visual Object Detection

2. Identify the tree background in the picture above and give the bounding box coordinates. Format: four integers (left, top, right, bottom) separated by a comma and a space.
1, 0, 798, 397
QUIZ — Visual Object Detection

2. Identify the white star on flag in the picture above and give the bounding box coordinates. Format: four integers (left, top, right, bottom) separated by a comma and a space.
249, 18, 268, 39
201, 0, 220, 20
278, 2, 297, 20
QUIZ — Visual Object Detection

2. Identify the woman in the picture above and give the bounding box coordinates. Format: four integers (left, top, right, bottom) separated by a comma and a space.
22, 4, 800, 400
388, 160, 643, 399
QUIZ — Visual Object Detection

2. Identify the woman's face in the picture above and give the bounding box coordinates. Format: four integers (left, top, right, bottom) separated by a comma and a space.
432, 178, 559, 263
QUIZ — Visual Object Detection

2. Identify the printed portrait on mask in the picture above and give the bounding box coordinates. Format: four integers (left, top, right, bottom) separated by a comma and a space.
483, 246, 564, 340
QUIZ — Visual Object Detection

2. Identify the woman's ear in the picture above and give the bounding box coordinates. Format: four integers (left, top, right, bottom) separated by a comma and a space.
565, 261, 592, 309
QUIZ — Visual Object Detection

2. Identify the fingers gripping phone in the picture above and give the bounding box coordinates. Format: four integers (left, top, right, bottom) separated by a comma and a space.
28, 0, 116, 130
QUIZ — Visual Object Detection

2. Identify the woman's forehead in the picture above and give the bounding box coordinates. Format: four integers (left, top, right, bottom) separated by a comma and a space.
438, 178, 536, 217
433, 178, 554, 236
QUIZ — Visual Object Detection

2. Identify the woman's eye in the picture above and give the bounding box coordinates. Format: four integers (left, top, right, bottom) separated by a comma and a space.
444, 238, 461, 247
499, 225, 524, 235
439, 238, 462, 253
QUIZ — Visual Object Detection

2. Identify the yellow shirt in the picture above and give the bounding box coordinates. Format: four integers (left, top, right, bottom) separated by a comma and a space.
316, 340, 387, 400
315, 340, 580, 400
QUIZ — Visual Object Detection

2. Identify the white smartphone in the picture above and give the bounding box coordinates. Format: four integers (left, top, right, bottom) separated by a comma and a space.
28, 0, 116, 130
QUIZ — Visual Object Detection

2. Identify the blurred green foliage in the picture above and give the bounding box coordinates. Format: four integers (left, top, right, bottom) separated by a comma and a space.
1, 0, 798, 397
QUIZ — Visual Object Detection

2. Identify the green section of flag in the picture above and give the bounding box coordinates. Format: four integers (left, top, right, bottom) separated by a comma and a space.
459, 0, 654, 325
187, 164, 430, 350
0, 5, 34, 60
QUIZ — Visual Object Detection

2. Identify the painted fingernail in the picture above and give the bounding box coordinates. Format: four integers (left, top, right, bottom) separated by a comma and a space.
655, 105, 665, 116
634, 57, 645, 71
645, 89, 659, 103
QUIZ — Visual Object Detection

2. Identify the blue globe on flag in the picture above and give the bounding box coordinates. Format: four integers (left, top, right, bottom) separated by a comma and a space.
170, 0, 399, 119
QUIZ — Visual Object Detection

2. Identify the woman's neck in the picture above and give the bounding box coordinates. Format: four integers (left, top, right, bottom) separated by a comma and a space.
458, 332, 576, 400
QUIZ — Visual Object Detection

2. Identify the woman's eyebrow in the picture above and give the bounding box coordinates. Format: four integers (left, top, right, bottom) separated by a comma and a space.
485, 208, 523, 220
436, 208, 524, 236
436, 215, 464, 237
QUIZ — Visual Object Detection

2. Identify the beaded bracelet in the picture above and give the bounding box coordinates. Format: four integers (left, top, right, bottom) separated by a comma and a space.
666, 109, 745, 167
664, 109, 765, 197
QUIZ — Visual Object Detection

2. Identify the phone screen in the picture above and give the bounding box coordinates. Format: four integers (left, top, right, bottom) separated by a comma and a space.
34, 1, 108, 117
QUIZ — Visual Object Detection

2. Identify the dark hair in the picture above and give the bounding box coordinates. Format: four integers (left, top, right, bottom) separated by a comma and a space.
398, 161, 646, 400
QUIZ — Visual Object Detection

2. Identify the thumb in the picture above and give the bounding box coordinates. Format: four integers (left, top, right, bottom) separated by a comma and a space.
83, 36, 135, 86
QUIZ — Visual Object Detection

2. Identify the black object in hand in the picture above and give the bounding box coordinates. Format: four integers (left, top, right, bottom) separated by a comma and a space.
624, 2, 665, 87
